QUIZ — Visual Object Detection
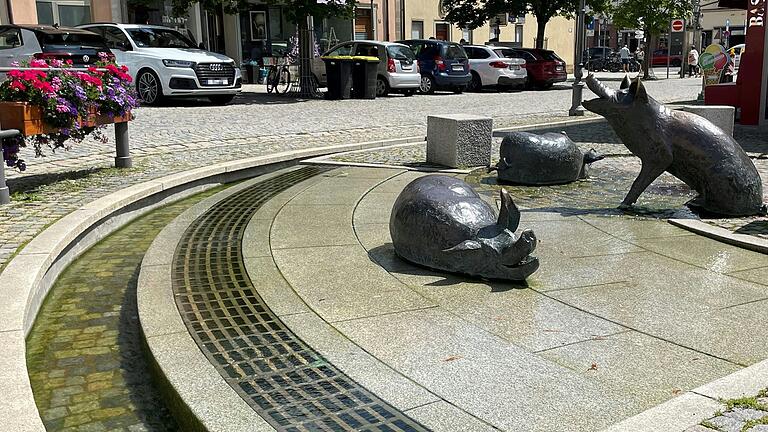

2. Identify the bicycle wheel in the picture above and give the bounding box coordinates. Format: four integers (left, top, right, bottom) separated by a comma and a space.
266, 68, 277, 94
276, 67, 291, 94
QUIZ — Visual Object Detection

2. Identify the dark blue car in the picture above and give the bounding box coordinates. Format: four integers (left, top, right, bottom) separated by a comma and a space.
397, 39, 471, 94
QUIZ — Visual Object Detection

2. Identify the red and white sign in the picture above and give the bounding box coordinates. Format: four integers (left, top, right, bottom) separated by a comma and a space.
671, 19, 685, 32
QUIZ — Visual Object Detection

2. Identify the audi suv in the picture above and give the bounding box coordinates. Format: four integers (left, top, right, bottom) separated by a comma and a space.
77, 23, 241, 105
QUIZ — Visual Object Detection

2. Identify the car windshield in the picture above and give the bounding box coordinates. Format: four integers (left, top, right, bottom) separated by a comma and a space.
127, 28, 195, 48
36, 32, 108, 49
444, 43, 467, 60
387, 45, 415, 61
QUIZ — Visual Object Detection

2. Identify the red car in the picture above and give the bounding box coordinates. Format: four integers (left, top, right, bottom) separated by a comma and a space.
495, 47, 567, 89
650, 49, 683, 67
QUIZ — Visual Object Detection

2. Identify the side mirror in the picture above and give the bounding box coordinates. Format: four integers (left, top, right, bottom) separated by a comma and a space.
198, 42, 205, 50
118, 42, 132, 51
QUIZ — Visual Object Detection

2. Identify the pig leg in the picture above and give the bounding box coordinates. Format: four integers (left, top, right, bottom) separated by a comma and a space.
620, 163, 668, 209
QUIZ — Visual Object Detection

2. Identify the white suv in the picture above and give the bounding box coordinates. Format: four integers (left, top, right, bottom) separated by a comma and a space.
77, 23, 241, 105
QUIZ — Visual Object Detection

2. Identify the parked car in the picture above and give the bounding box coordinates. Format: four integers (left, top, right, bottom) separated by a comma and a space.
0, 24, 112, 70
312, 40, 420, 96
583, 46, 613, 62
728, 43, 745, 69
77, 23, 242, 105
396, 39, 471, 94
650, 48, 683, 67
462, 45, 526, 91
495, 47, 567, 89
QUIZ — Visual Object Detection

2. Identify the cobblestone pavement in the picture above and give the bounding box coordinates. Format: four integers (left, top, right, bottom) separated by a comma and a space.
686, 389, 768, 432
329, 121, 768, 239
0, 78, 703, 271
25, 186, 227, 432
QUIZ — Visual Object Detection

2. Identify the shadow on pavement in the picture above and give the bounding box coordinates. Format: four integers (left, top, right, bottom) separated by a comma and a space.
7, 166, 109, 195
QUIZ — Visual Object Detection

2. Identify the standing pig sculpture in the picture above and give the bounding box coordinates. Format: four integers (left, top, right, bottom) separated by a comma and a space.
584, 74, 765, 216
492, 131, 604, 185
389, 175, 539, 281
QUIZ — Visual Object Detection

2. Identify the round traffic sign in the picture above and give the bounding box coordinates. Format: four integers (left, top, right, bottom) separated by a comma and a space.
671, 19, 684, 32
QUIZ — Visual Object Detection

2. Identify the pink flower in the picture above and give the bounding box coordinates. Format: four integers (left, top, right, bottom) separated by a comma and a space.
9, 81, 26, 91
29, 59, 49, 68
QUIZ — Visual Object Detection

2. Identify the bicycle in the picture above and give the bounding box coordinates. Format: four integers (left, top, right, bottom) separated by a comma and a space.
266, 56, 292, 94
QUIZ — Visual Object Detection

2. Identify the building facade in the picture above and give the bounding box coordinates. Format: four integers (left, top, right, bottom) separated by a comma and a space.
0, 0, 578, 74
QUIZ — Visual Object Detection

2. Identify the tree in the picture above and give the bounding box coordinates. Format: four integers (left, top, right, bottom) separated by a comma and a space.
441, 0, 610, 49
171, 0, 356, 96
610, 0, 694, 78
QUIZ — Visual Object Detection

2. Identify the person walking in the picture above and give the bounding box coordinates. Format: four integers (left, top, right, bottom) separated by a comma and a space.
688, 45, 700, 78
619, 44, 631, 73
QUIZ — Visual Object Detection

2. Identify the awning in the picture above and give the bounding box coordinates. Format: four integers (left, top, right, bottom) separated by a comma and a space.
717, 0, 746, 9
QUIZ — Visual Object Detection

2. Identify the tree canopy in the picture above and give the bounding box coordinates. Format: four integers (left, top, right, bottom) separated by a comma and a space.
440, 0, 611, 48
610, 0, 694, 35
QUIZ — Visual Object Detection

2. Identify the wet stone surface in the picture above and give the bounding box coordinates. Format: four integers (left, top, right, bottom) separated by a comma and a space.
330, 121, 768, 236
26, 186, 227, 432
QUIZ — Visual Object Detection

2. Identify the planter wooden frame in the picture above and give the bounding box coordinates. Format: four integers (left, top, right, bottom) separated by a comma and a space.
0, 101, 133, 204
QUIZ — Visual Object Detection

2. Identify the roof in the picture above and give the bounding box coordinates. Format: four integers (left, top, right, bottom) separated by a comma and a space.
78, 23, 181, 31
2, 24, 98, 35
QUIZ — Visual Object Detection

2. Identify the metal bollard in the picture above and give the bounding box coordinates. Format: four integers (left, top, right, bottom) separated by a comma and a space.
114, 122, 132, 168
0, 126, 21, 205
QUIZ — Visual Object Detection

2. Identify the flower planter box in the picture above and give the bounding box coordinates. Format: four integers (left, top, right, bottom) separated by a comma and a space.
0, 102, 130, 136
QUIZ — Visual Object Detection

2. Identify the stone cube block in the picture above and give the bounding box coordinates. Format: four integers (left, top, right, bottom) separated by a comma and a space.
677, 105, 735, 137
426, 114, 492, 168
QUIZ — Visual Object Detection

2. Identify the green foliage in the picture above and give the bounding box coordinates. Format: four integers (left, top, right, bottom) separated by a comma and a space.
610, 0, 694, 35
441, 0, 610, 30
171, 0, 356, 23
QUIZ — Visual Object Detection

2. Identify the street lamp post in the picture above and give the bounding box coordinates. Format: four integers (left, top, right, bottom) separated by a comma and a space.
569, 0, 587, 116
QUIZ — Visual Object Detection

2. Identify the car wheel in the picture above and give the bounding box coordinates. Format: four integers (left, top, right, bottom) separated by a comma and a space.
137, 70, 163, 105
376, 77, 390, 97
209, 95, 235, 105
468, 72, 482, 92
419, 75, 435, 94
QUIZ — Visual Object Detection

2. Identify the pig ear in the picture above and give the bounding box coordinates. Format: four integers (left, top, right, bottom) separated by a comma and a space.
498, 188, 520, 232
443, 240, 482, 252
629, 77, 649, 102
620, 74, 631, 90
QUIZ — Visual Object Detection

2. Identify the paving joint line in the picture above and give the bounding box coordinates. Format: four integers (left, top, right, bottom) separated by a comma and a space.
532, 329, 633, 354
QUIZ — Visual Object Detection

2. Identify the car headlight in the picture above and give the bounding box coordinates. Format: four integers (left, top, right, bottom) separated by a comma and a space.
162, 59, 196, 68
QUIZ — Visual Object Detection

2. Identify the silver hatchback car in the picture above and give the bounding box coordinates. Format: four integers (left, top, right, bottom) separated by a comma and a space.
312, 41, 420, 96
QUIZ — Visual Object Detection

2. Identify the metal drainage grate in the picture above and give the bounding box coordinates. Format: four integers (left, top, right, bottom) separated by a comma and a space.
172, 167, 429, 432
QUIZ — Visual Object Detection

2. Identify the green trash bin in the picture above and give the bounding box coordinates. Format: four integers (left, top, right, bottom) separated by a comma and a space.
322, 56, 353, 99
351, 56, 380, 99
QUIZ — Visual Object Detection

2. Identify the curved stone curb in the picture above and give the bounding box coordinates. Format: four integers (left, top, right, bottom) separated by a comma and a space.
669, 218, 768, 255
0, 137, 413, 431
138, 173, 293, 432
601, 358, 768, 432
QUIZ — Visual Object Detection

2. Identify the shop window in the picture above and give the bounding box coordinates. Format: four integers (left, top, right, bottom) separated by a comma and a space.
435, 22, 449, 41
35, 1, 54, 24
354, 8, 373, 40
411, 20, 423, 39
461, 28, 471, 44
35, 1, 91, 26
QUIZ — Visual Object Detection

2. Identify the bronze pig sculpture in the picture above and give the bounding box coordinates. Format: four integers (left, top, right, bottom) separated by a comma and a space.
492, 132, 604, 185
584, 74, 765, 216
389, 175, 539, 281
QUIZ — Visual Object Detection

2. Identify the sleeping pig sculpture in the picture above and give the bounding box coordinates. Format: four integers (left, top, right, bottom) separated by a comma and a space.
390, 175, 539, 281
584, 74, 765, 216
492, 132, 604, 185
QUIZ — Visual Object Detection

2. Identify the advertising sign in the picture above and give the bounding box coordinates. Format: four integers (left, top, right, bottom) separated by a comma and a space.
699, 44, 730, 89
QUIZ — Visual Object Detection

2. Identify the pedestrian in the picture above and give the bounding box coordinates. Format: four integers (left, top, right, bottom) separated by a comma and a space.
635, 44, 645, 73
619, 44, 631, 73
459, 38, 467, 45
687, 45, 699, 78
